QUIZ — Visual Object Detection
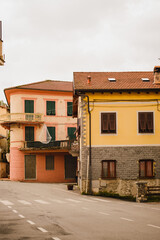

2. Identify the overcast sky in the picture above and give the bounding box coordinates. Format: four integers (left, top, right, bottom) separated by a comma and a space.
0, 0, 160, 102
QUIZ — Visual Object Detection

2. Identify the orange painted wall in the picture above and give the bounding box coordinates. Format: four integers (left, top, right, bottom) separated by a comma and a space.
10, 147, 75, 183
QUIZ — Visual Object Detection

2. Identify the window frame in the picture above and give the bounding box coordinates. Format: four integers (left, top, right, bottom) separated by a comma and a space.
139, 159, 154, 178
137, 111, 154, 135
46, 155, 54, 170
101, 160, 116, 179
100, 111, 117, 135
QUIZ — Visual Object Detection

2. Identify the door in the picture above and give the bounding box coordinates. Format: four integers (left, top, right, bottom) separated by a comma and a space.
25, 155, 36, 179
65, 155, 77, 179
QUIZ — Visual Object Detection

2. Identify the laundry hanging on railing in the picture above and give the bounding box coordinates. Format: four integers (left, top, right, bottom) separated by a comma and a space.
38, 124, 52, 144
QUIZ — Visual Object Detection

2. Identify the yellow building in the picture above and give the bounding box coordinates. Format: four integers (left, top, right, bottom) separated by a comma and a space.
73, 66, 160, 197
0, 21, 5, 66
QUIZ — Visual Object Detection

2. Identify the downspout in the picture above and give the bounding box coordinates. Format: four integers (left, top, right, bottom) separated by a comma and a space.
79, 94, 92, 194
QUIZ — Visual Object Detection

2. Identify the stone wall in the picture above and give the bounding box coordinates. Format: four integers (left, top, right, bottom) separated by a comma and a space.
80, 146, 160, 196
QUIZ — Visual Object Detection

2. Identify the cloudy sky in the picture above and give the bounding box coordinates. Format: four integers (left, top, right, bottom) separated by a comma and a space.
0, 0, 160, 102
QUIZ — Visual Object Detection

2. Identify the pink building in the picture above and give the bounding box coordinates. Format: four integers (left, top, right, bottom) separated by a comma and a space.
1, 80, 77, 182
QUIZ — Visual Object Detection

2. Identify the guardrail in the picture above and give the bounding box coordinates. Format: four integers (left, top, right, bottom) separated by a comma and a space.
23, 140, 72, 149
0, 113, 44, 122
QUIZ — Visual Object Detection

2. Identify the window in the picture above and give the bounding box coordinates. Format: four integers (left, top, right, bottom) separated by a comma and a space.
138, 112, 153, 133
67, 102, 73, 116
47, 127, 55, 141
139, 160, 153, 178
25, 100, 34, 113
46, 101, 55, 115
46, 155, 54, 170
67, 127, 76, 140
101, 160, 116, 179
25, 126, 34, 141
101, 112, 116, 134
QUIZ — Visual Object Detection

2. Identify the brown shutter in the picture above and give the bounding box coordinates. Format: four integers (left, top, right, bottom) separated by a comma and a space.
139, 113, 146, 131
109, 113, 116, 131
109, 161, 115, 178
102, 161, 108, 178
102, 113, 109, 131
139, 161, 145, 177
146, 161, 153, 177
147, 112, 153, 131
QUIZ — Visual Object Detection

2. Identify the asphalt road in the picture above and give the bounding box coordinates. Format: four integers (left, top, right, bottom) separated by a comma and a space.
0, 181, 160, 240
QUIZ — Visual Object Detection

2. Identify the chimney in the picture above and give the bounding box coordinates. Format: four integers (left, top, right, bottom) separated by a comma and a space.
154, 66, 160, 84
87, 75, 91, 84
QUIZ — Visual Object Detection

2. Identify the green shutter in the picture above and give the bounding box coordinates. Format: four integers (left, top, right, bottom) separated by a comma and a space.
67, 102, 73, 116
25, 127, 34, 141
68, 127, 76, 140
47, 127, 55, 141
25, 100, 34, 113
46, 155, 54, 170
47, 101, 55, 115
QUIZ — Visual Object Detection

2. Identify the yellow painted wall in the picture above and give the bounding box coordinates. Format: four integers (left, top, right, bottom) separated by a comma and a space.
83, 92, 160, 146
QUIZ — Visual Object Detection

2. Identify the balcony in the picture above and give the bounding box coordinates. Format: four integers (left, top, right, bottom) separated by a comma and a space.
20, 140, 72, 153
0, 113, 44, 129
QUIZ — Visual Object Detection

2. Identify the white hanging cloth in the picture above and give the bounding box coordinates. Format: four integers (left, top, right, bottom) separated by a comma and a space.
38, 124, 52, 144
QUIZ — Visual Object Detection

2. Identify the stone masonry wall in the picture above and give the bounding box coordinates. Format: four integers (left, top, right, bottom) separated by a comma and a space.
80, 146, 160, 196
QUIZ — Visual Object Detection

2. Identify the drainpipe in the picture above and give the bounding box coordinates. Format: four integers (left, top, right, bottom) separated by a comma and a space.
79, 94, 92, 194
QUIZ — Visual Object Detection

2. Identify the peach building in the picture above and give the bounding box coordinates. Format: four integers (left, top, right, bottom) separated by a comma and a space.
0, 21, 5, 66
1, 80, 77, 182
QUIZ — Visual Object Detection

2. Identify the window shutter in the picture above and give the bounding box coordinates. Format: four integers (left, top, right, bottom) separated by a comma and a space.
25, 127, 34, 141
109, 161, 115, 178
47, 101, 55, 115
146, 161, 153, 177
102, 113, 109, 131
139, 113, 146, 131
109, 113, 116, 131
147, 112, 153, 131
68, 127, 76, 140
139, 161, 145, 177
47, 127, 55, 141
46, 155, 54, 170
102, 161, 108, 178
67, 102, 73, 116
25, 100, 34, 113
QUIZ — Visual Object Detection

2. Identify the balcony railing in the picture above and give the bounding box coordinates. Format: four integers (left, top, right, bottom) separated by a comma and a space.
22, 140, 72, 150
0, 113, 44, 123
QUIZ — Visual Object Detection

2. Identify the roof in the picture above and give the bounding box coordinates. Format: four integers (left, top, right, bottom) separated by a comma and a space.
5, 80, 73, 92
73, 71, 160, 92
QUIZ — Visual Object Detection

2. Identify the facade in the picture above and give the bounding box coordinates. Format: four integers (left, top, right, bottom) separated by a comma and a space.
73, 66, 160, 197
0, 103, 9, 177
0, 21, 5, 66
0, 80, 77, 182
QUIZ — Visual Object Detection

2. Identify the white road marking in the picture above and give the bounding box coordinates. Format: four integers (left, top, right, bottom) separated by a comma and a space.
94, 198, 111, 203
52, 237, 61, 240
151, 207, 160, 211
79, 198, 97, 203
8, 206, 12, 209
34, 200, 50, 204
120, 217, 134, 222
37, 227, 48, 233
66, 198, 81, 203
147, 224, 160, 229
27, 220, 35, 225
12, 210, 18, 213
0, 200, 14, 206
19, 214, 25, 218
50, 199, 66, 204
82, 207, 89, 210
18, 200, 31, 205
98, 212, 110, 216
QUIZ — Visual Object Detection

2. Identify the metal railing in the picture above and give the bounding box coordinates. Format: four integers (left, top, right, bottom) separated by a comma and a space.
23, 140, 72, 150
0, 113, 44, 122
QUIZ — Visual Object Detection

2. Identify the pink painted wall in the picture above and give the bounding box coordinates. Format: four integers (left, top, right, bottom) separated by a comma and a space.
10, 148, 75, 183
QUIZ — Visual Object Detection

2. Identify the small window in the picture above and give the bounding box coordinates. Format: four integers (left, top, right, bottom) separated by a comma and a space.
108, 78, 116, 82
101, 160, 116, 179
25, 100, 34, 113
138, 112, 153, 133
141, 78, 150, 82
101, 112, 116, 134
139, 160, 153, 178
46, 101, 55, 115
67, 102, 73, 116
46, 155, 54, 170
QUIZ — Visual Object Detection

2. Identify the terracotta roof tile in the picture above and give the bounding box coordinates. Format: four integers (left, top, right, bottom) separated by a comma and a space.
5, 80, 73, 92
73, 71, 160, 91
